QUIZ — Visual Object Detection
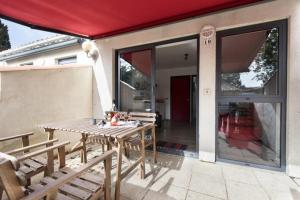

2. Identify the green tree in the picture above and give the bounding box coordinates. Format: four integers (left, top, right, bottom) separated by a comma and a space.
253, 28, 279, 84
221, 28, 278, 90
120, 58, 151, 91
222, 73, 243, 88
0, 19, 11, 51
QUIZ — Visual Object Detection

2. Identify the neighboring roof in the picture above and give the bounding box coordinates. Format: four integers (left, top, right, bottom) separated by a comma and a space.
0, 35, 83, 61
0, 0, 264, 39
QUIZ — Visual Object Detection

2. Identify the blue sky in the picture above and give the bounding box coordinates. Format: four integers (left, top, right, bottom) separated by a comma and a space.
1, 19, 59, 49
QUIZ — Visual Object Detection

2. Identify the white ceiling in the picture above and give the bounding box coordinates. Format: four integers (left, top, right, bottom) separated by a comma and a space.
154, 31, 267, 72
156, 39, 197, 70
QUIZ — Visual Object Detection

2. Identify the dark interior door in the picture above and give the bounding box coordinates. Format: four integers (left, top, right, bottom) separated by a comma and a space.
171, 76, 190, 121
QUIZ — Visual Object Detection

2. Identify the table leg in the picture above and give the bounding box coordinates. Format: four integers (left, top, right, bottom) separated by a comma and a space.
104, 148, 112, 200
21, 135, 30, 153
46, 129, 54, 140
44, 129, 55, 176
81, 133, 88, 163
152, 126, 157, 163
140, 129, 145, 179
124, 147, 130, 158
107, 142, 112, 150
115, 141, 123, 200
105, 141, 112, 200
101, 144, 105, 153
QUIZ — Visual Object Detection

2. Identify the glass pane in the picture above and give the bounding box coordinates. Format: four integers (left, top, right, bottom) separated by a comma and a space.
217, 102, 281, 167
221, 28, 279, 96
120, 49, 152, 112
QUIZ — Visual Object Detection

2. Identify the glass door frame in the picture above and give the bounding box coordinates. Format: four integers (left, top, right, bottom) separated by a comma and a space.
215, 19, 288, 170
115, 35, 199, 112
115, 34, 200, 154
115, 46, 156, 112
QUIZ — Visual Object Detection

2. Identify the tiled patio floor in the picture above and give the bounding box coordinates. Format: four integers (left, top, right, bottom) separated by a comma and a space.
3, 146, 300, 200
66, 147, 300, 200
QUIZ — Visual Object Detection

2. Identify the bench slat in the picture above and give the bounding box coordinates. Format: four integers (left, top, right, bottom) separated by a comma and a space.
59, 184, 92, 200
29, 184, 76, 200
23, 159, 44, 170
41, 176, 56, 184
60, 167, 104, 185
28, 183, 44, 192
19, 165, 34, 174
69, 178, 101, 192
79, 172, 104, 185
52, 171, 66, 179
31, 156, 48, 166
129, 112, 156, 117
41, 176, 92, 200
55, 193, 76, 200
130, 117, 156, 122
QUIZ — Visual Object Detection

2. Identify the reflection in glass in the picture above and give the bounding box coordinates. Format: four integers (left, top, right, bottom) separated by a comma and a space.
221, 28, 279, 96
217, 102, 281, 167
120, 49, 152, 112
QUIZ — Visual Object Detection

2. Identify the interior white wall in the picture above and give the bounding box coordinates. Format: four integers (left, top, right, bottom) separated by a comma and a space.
156, 66, 197, 119
91, 0, 300, 176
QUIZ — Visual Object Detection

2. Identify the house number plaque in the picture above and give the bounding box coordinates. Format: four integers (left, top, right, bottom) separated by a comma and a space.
201, 25, 215, 45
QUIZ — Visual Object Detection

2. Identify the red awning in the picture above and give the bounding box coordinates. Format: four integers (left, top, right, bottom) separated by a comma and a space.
0, 0, 263, 39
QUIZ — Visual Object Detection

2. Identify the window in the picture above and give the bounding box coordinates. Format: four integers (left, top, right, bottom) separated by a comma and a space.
57, 56, 77, 65
220, 28, 279, 96
20, 62, 33, 66
216, 20, 287, 168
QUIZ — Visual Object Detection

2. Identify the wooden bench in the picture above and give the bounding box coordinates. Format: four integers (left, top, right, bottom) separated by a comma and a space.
0, 132, 59, 185
0, 141, 114, 200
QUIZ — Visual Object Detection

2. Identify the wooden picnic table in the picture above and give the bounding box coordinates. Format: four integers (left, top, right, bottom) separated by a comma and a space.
39, 118, 155, 200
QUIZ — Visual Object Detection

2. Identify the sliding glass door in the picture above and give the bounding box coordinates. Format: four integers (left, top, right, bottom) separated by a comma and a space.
216, 20, 287, 168
117, 48, 155, 112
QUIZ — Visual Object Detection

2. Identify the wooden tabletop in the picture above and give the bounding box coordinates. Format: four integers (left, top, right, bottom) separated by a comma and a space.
39, 118, 153, 139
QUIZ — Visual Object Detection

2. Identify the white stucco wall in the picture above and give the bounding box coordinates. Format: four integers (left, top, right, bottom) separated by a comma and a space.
91, 0, 300, 176
0, 65, 93, 151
